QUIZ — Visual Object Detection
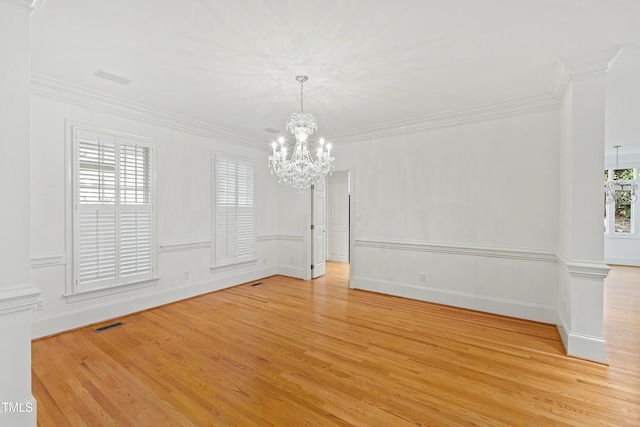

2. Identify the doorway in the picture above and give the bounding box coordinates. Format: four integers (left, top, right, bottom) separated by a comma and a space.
327, 170, 350, 263
308, 167, 354, 284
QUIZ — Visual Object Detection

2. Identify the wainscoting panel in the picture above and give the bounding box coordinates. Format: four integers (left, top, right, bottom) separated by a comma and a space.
351, 239, 559, 324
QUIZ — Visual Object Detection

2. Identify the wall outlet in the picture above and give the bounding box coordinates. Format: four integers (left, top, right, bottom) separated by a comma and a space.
34, 297, 44, 311
419, 272, 426, 282
290, 257, 294, 264
184, 272, 190, 280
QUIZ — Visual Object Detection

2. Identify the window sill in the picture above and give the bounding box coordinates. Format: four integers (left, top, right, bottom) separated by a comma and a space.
210, 258, 258, 272
64, 277, 160, 303
604, 233, 640, 240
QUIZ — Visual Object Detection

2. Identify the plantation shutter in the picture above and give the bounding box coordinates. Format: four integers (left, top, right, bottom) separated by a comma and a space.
119, 140, 152, 281
236, 162, 255, 260
76, 131, 117, 288
74, 129, 153, 291
216, 157, 236, 266
215, 156, 255, 266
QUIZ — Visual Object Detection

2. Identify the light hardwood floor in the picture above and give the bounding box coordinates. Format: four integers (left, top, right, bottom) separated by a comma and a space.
32, 263, 640, 426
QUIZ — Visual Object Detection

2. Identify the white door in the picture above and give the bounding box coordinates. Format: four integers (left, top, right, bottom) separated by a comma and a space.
328, 171, 350, 262
311, 179, 326, 278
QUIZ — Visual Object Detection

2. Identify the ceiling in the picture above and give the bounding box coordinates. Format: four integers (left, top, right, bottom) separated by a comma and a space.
30, 0, 640, 151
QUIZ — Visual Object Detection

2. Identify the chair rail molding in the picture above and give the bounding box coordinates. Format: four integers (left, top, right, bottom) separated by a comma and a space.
159, 239, 212, 253
31, 251, 66, 268
556, 252, 611, 279
355, 238, 557, 263
0, 284, 41, 315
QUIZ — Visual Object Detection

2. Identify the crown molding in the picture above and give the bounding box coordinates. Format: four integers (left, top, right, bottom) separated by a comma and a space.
334, 46, 625, 144
0, 0, 33, 11
31, 47, 625, 146
561, 46, 623, 81
31, 73, 264, 149
332, 92, 560, 143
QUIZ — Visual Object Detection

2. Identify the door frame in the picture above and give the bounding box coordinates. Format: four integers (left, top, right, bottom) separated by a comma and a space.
306, 165, 355, 284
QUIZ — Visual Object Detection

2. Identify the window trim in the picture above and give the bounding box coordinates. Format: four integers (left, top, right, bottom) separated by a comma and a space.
65, 122, 158, 300
211, 152, 257, 268
604, 166, 639, 236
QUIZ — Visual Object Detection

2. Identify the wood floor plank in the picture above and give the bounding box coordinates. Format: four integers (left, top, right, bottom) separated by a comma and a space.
32, 262, 640, 426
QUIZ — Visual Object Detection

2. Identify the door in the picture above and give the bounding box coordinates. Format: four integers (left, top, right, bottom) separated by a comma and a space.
311, 179, 326, 278
328, 171, 350, 262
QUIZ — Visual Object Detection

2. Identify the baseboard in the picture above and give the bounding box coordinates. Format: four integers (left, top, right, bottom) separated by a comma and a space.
604, 256, 640, 267
277, 265, 305, 279
564, 331, 607, 363
351, 275, 559, 324
31, 265, 277, 338
0, 395, 37, 427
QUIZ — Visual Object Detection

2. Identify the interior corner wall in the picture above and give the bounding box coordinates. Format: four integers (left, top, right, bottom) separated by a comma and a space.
29, 92, 279, 338
337, 109, 562, 324
275, 184, 309, 279
557, 74, 609, 363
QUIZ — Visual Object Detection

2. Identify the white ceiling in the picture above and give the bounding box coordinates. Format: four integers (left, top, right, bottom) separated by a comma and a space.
30, 0, 640, 150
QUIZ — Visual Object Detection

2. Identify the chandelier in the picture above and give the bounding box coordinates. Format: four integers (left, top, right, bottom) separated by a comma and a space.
268, 75, 335, 190
605, 145, 638, 204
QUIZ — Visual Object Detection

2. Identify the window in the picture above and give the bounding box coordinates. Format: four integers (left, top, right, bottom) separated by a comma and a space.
214, 155, 255, 266
73, 127, 153, 292
604, 166, 639, 235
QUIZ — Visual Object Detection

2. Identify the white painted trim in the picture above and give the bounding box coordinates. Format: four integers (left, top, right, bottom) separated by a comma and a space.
332, 92, 560, 143
564, 332, 607, 363
31, 251, 65, 268
331, 47, 623, 143
31, 74, 263, 149
0, 284, 41, 315
351, 276, 559, 325
0, 0, 33, 11
556, 253, 611, 279
210, 258, 258, 272
31, 48, 622, 147
560, 46, 623, 82
256, 234, 278, 242
64, 278, 160, 303
159, 240, 211, 253
605, 256, 640, 267
277, 265, 306, 279
277, 234, 304, 242
32, 266, 276, 339
604, 234, 640, 240
556, 310, 607, 363
355, 238, 557, 263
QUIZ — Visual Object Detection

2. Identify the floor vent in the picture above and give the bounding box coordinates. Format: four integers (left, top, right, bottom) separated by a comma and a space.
93, 322, 124, 332
251, 282, 263, 287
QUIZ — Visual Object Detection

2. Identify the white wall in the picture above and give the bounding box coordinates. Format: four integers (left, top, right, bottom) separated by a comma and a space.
330, 110, 562, 323
30, 88, 280, 338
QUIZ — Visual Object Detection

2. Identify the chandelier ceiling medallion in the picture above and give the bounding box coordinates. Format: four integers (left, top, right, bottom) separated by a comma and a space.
605, 145, 638, 204
268, 75, 335, 190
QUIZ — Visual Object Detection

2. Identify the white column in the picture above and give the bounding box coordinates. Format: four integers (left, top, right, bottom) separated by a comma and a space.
556, 49, 621, 363
0, 0, 40, 425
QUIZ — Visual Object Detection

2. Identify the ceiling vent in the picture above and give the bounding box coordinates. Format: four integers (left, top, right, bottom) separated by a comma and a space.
92, 69, 132, 86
